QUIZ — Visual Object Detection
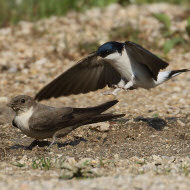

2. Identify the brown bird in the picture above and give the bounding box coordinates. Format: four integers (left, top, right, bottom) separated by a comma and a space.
8, 95, 124, 146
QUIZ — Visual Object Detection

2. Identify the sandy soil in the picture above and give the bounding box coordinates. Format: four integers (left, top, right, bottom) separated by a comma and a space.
0, 3, 190, 190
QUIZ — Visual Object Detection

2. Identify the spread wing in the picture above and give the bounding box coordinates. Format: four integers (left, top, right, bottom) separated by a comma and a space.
35, 52, 121, 101
29, 104, 73, 131
125, 41, 169, 80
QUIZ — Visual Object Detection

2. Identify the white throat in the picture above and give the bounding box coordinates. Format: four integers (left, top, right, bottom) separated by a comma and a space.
14, 106, 34, 132
105, 49, 133, 80
104, 51, 121, 62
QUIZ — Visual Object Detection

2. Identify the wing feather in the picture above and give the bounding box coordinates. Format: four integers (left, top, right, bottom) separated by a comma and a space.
29, 104, 73, 131
125, 41, 169, 80
35, 52, 121, 100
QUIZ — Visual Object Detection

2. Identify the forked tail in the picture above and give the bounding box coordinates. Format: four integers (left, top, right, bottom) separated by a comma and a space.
155, 69, 190, 86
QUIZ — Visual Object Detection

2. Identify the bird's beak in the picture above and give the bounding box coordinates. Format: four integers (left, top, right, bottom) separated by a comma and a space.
7, 102, 18, 111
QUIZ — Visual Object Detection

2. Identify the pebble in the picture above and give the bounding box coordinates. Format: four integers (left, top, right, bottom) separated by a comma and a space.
177, 120, 186, 127
0, 2, 190, 190
89, 122, 110, 132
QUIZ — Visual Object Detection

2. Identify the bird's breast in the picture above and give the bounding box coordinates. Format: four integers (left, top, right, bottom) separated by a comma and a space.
14, 107, 34, 134
109, 50, 133, 81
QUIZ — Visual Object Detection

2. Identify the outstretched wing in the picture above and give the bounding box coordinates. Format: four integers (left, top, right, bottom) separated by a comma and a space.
125, 41, 169, 80
29, 104, 73, 131
35, 52, 121, 101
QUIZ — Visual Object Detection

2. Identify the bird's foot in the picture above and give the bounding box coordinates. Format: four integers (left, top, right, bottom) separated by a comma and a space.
49, 136, 57, 147
102, 90, 115, 96
102, 88, 122, 96
123, 80, 134, 91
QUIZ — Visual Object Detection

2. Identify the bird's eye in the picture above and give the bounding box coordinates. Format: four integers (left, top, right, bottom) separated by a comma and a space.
21, 99, 25, 103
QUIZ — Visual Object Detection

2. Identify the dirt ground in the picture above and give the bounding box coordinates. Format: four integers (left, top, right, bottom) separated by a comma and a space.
1, 115, 190, 161
0, 3, 190, 190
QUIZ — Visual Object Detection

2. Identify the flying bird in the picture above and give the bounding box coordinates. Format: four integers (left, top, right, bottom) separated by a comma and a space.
35, 41, 190, 101
8, 95, 124, 146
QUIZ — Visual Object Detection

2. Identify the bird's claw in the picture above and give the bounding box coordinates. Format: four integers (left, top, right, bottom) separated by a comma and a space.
102, 90, 117, 96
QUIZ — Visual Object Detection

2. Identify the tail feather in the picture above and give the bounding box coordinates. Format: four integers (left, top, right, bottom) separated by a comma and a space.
70, 100, 124, 124
73, 100, 118, 115
80, 113, 125, 126
168, 69, 190, 78
155, 69, 190, 86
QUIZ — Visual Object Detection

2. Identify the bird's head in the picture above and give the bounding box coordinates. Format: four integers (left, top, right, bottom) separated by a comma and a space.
96, 41, 124, 61
7, 95, 37, 113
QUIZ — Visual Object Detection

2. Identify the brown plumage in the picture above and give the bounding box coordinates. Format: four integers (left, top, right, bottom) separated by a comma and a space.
8, 95, 124, 146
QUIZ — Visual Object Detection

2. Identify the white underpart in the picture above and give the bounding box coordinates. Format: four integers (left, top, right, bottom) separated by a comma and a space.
154, 71, 170, 86
14, 106, 34, 134
104, 49, 155, 91
105, 50, 133, 81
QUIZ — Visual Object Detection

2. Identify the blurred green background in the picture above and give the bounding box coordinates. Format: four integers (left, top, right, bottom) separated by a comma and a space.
0, 0, 189, 27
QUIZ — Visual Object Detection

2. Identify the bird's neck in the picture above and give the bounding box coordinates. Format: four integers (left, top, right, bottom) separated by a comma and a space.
16, 106, 35, 116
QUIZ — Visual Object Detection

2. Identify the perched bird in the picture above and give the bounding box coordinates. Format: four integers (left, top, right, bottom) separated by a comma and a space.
35, 41, 190, 100
8, 95, 124, 146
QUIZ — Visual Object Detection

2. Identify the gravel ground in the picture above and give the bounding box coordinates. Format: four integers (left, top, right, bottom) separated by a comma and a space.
0, 3, 190, 190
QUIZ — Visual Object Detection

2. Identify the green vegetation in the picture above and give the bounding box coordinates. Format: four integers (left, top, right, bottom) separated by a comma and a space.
109, 23, 140, 43
0, 0, 118, 27
180, 164, 190, 176
153, 13, 188, 55
12, 162, 26, 167
131, 0, 189, 4
60, 159, 98, 180
11, 157, 116, 179
77, 41, 100, 54
32, 157, 52, 170
0, 0, 189, 27
186, 16, 190, 37
153, 13, 171, 34
162, 37, 184, 55
152, 113, 159, 118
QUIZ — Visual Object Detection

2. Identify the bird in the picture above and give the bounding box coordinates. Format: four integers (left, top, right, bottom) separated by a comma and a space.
35, 41, 190, 101
7, 95, 124, 146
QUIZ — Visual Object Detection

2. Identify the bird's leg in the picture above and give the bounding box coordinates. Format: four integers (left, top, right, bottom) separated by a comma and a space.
49, 126, 77, 147
112, 79, 125, 89
102, 88, 121, 96
102, 79, 125, 96
123, 81, 134, 90
49, 136, 57, 147
123, 75, 135, 91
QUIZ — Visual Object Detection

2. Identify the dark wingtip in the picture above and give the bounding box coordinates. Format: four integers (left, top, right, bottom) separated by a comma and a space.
168, 68, 190, 78
106, 99, 119, 106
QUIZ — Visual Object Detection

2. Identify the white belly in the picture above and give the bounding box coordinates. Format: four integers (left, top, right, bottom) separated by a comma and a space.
108, 50, 133, 81
106, 50, 155, 89
131, 61, 155, 88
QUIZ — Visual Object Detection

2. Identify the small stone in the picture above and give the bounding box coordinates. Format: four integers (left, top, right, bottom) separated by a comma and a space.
89, 122, 110, 132
177, 120, 185, 127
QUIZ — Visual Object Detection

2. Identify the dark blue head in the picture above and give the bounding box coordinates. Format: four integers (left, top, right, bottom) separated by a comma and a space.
97, 41, 124, 58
